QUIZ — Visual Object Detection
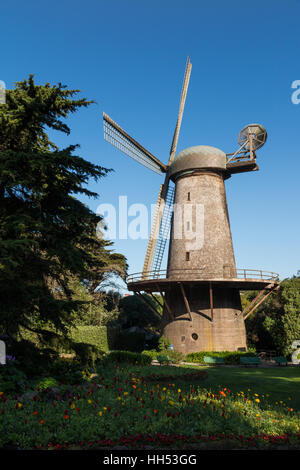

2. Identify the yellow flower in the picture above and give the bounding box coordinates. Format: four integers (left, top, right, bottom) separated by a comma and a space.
123, 392, 128, 396
88, 399, 92, 404
103, 406, 107, 410
178, 389, 181, 393
255, 399, 260, 403
168, 400, 175, 406
98, 411, 103, 416
70, 403, 75, 409
117, 396, 121, 400
17, 402, 22, 408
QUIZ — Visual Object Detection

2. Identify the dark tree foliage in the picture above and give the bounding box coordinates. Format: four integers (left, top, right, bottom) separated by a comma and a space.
0, 75, 126, 341
243, 272, 300, 354
118, 295, 161, 330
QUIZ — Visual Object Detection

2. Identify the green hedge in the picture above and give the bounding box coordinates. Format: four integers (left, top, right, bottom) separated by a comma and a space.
18, 325, 120, 354
69, 326, 109, 351
185, 350, 257, 365
106, 350, 152, 365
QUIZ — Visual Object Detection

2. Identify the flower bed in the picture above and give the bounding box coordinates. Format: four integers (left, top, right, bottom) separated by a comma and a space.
1, 364, 300, 449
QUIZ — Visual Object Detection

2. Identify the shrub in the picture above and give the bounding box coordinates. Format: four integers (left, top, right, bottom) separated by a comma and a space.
106, 350, 152, 366
69, 326, 112, 352
18, 325, 119, 354
141, 349, 158, 360
0, 360, 28, 393
167, 350, 184, 364
71, 342, 105, 367
185, 350, 257, 365
158, 336, 172, 352
35, 377, 59, 391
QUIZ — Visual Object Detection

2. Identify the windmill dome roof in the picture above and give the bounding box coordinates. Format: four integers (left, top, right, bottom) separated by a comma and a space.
169, 145, 226, 178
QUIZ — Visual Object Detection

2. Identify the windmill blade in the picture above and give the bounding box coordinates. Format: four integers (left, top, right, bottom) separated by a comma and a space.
142, 174, 175, 277
103, 112, 167, 175
168, 57, 192, 165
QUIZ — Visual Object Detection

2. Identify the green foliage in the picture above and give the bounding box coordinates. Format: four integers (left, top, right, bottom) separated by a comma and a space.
118, 295, 161, 330
141, 349, 158, 360
69, 326, 111, 352
106, 350, 152, 366
158, 335, 172, 352
157, 354, 171, 365
18, 324, 119, 354
0, 360, 28, 393
185, 350, 257, 365
0, 75, 126, 352
116, 327, 146, 352
263, 275, 300, 355
242, 273, 300, 354
35, 377, 59, 391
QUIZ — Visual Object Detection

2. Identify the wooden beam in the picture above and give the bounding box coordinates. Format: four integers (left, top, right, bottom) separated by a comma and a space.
155, 283, 174, 321
150, 293, 163, 309
242, 284, 280, 321
209, 282, 214, 321
179, 282, 192, 321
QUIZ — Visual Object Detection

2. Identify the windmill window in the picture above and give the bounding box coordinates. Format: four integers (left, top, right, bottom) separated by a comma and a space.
181, 336, 185, 342
186, 252, 190, 261
187, 192, 191, 201
191, 333, 198, 341
186, 221, 190, 231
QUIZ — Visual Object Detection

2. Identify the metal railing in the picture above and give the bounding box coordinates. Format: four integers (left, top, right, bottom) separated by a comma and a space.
126, 268, 280, 284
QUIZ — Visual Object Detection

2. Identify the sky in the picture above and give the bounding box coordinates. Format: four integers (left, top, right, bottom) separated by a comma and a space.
1, 0, 300, 291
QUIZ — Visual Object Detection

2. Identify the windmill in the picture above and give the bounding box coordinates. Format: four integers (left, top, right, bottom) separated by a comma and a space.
103, 58, 279, 353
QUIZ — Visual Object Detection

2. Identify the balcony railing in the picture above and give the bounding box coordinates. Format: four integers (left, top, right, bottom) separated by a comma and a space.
126, 268, 280, 284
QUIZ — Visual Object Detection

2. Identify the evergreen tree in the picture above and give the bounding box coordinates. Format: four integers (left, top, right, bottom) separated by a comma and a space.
243, 273, 300, 355
0, 75, 126, 342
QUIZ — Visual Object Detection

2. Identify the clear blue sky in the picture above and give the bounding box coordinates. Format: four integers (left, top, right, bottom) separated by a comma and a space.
1, 0, 300, 288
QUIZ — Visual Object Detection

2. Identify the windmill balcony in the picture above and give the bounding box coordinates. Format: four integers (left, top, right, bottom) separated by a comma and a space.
126, 268, 280, 293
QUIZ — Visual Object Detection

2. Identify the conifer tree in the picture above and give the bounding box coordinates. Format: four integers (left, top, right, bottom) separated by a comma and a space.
0, 76, 126, 341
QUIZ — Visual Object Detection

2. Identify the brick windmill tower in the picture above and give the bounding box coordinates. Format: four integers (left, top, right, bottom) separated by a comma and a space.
103, 58, 279, 353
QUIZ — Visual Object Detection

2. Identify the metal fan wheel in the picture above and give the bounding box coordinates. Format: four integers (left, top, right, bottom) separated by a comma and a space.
238, 123, 267, 150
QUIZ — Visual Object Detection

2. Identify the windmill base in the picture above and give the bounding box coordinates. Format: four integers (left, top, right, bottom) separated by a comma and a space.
161, 285, 247, 354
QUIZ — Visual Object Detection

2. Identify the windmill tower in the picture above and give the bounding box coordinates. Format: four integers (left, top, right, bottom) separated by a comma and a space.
103, 58, 279, 353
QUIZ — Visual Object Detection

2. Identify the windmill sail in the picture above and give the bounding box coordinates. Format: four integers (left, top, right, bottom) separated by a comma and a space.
149, 184, 175, 273
142, 57, 192, 276
103, 112, 166, 175
168, 57, 192, 165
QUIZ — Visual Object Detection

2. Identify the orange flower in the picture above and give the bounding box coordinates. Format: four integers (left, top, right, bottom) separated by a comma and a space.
64, 414, 70, 420
153, 409, 158, 414
40, 419, 45, 424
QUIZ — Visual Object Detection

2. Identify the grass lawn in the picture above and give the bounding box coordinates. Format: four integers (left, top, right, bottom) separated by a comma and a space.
180, 364, 300, 409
